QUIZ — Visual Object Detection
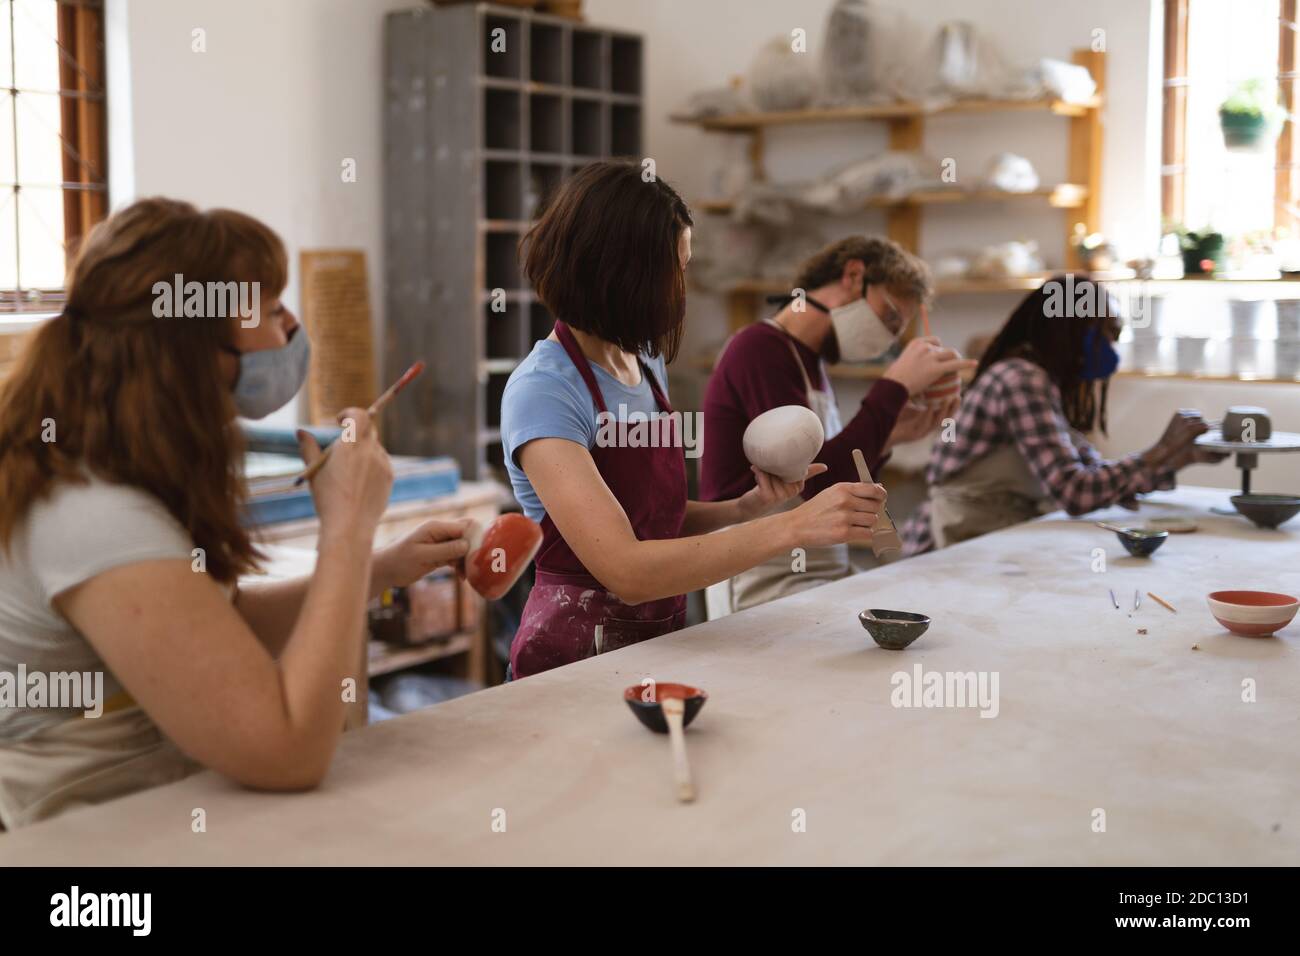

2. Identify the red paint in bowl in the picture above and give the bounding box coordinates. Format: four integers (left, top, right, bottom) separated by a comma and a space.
623, 682, 707, 733
464, 513, 543, 600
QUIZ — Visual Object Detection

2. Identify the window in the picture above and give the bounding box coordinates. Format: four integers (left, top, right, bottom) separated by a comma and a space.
1, 0, 107, 314
1162, 1, 1294, 233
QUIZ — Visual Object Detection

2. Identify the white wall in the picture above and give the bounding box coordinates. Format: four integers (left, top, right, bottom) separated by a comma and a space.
107, 0, 413, 426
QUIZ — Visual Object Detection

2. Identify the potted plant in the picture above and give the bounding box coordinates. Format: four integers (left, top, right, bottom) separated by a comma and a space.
1219, 79, 1283, 151
1171, 224, 1226, 276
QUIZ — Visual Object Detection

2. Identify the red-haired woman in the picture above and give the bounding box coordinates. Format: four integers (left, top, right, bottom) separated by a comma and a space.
501, 161, 886, 678
0, 198, 469, 827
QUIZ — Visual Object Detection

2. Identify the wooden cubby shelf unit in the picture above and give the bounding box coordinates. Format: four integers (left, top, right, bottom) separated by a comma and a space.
673, 48, 1105, 332
383, 3, 644, 478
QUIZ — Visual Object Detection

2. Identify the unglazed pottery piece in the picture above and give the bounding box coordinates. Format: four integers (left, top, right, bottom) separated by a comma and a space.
742, 405, 825, 482
1143, 517, 1198, 534
1221, 406, 1272, 442
1206, 590, 1299, 636
859, 608, 930, 649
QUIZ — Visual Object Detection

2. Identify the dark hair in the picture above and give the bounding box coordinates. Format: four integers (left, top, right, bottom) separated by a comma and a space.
794, 235, 932, 304
975, 274, 1122, 435
521, 160, 693, 362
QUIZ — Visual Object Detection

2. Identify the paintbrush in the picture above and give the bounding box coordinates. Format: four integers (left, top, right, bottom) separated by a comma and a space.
852, 448, 900, 556
292, 360, 426, 486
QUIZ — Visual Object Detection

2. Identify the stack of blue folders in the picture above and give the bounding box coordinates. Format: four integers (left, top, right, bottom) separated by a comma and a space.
241, 424, 460, 527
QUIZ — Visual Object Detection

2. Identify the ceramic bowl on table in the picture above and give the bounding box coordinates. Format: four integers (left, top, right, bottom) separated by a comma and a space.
859, 609, 930, 649
1230, 494, 1300, 529
623, 682, 707, 733
1206, 590, 1299, 636
1113, 526, 1169, 557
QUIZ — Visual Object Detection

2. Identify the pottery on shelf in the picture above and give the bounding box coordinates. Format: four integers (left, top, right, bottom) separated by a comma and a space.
859, 609, 930, 650
742, 404, 825, 482
1230, 493, 1300, 529
623, 682, 707, 733
1206, 590, 1299, 636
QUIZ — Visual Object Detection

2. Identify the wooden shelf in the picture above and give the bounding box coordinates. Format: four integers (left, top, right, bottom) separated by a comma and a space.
681, 48, 1104, 334
713, 273, 1054, 299
1115, 370, 1300, 384
670, 96, 1101, 132
695, 184, 1087, 216
368, 633, 476, 677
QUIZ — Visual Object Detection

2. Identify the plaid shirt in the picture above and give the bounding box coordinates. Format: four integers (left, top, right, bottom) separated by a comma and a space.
900, 357, 1175, 554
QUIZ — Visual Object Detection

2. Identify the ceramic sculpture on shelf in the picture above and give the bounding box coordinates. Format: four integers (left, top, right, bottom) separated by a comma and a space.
742, 405, 825, 483
748, 36, 818, 112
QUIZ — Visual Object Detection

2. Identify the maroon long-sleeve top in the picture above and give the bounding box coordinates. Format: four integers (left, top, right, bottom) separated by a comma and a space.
700, 321, 909, 501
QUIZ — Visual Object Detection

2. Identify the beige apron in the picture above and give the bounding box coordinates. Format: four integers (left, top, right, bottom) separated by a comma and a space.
928, 441, 1055, 549
710, 321, 850, 617
0, 704, 197, 830
0, 579, 235, 830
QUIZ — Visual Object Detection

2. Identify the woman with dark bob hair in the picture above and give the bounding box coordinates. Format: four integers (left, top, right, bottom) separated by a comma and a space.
501, 161, 886, 678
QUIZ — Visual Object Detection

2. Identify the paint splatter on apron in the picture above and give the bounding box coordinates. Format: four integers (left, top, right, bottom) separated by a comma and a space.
510, 322, 687, 678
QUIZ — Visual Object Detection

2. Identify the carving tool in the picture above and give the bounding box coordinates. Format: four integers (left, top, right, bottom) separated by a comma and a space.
852, 448, 900, 556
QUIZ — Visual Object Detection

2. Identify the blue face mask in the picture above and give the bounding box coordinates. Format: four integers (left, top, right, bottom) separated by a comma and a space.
224, 327, 311, 419
1081, 327, 1119, 381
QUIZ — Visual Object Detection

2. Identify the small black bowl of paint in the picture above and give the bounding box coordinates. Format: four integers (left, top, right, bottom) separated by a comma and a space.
859, 609, 930, 650
623, 682, 707, 733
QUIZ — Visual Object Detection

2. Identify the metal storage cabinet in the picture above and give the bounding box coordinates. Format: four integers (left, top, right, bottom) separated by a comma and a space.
383, 3, 644, 478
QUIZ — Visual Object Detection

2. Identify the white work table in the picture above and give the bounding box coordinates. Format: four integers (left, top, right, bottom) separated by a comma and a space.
2, 486, 1296, 865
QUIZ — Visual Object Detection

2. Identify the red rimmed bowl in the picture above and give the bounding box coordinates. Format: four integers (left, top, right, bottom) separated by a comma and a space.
623, 682, 707, 734
1206, 590, 1299, 637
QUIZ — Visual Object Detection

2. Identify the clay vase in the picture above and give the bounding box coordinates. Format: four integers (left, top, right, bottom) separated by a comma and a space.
742, 405, 825, 482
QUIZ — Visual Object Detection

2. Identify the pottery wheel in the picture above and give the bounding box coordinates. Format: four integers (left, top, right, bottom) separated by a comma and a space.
1193, 429, 1300, 453
1193, 429, 1300, 497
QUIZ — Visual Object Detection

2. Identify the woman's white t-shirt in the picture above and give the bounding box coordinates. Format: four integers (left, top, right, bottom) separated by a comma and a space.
0, 476, 201, 827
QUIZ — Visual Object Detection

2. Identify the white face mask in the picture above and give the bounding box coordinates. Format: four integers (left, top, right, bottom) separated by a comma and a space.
225, 326, 311, 419
828, 290, 898, 364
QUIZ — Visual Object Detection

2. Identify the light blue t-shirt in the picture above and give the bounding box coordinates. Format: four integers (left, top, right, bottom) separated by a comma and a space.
501, 338, 669, 522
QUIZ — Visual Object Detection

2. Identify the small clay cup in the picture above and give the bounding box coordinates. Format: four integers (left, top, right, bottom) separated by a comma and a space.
859, 609, 930, 649
1221, 406, 1272, 442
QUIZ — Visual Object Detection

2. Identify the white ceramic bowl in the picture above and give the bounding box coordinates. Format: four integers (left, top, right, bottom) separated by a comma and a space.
1206, 590, 1299, 637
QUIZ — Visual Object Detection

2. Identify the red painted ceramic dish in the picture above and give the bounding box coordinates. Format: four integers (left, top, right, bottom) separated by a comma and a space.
1206, 590, 1299, 636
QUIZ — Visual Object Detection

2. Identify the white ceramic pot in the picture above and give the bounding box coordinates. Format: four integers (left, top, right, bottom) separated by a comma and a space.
1228, 300, 1264, 337
1276, 300, 1300, 339
742, 404, 825, 482
1174, 336, 1209, 374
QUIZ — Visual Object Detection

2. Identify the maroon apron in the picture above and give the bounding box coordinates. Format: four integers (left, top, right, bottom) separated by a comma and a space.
510, 322, 688, 678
